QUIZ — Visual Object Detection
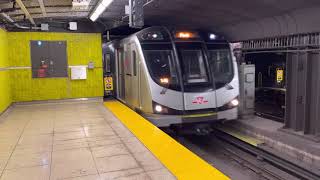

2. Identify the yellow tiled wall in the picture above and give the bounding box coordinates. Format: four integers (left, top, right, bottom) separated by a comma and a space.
7, 32, 103, 102
0, 28, 11, 113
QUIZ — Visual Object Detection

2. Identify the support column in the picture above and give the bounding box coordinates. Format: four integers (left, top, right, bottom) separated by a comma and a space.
285, 51, 320, 136
305, 52, 320, 135
285, 52, 307, 131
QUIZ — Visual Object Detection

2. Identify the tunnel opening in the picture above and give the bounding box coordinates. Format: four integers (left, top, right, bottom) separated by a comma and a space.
244, 52, 286, 122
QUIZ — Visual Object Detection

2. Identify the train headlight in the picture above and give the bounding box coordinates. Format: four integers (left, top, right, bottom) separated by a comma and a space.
230, 99, 239, 106
209, 33, 217, 40
160, 77, 169, 84
152, 33, 158, 38
218, 97, 240, 111
155, 105, 163, 112
152, 102, 170, 114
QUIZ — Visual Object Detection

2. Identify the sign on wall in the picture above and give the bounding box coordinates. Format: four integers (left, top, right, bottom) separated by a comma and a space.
71, 66, 87, 80
276, 68, 284, 83
104, 76, 113, 91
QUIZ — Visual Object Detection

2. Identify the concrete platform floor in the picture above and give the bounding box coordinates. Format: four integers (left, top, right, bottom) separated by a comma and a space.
0, 100, 175, 180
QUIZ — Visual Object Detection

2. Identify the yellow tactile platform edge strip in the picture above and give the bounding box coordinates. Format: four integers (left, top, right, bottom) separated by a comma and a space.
215, 125, 263, 147
104, 100, 230, 180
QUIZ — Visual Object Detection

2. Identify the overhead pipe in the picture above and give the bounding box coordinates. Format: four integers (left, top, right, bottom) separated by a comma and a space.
15, 0, 36, 25
37, 0, 46, 16
0, 12, 40, 30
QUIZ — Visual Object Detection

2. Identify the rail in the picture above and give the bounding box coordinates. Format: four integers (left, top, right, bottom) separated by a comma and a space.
212, 128, 320, 180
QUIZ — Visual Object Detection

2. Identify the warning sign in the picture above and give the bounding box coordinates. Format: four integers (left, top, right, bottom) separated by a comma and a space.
104, 77, 113, 91
276, 69, 284, 83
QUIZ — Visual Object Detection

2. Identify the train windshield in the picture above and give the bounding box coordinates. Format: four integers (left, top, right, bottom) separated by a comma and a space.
143, 50, 180, 89
207, 44, 233, 88
176, 43, 209, 85
180, 50, 208, 83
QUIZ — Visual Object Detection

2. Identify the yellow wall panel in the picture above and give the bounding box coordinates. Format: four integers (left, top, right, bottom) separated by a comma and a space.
0, 28, 8, 68
0, 28, 11, 113
70, 68, 103, 98
8, 32, 103, 102
0, 71, 11, 113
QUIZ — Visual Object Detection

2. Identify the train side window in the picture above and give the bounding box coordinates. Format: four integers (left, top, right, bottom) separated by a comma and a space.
132, 50, 137, 76
104, 53, 111, 73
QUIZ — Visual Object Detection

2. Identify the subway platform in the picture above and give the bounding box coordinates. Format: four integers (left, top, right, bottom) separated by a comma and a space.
224, 116, 320, 172
0, 99, 228, 180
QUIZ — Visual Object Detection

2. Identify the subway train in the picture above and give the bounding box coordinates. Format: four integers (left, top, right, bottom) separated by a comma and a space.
103, 26, 239, 128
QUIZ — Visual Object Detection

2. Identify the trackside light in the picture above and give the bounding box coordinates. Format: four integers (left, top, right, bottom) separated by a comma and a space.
89, 0, 113, 22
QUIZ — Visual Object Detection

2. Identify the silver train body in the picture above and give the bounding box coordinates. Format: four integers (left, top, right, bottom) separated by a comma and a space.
104, 27, 239, 127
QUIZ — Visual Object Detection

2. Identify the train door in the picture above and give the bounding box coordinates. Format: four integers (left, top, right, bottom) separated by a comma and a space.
130, 43, 140, 108
118, 48, 126, 101
103, 53, 113, 97
124, 44, 132, 106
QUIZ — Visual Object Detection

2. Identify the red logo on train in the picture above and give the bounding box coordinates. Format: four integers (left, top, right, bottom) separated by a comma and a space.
192, 97, 208, 104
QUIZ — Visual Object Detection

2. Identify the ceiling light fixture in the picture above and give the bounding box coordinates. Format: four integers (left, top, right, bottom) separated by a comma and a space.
89, 0, 113, 22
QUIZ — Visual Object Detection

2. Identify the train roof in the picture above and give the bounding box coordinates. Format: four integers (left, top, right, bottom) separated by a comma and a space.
105, 26, 230, 45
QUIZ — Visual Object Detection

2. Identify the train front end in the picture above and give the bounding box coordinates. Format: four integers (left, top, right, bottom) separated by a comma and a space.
137, 27, 239, 127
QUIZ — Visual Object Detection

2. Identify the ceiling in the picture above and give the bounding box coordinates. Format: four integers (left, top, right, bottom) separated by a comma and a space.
0, 0, 95, 21
1, 0, 320, 40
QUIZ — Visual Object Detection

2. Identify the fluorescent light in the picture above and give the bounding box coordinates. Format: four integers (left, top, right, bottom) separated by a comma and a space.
95, 3, 107, 14
90, 11, 99, 21
101, 0, 113, 7
89, 0, 113, 22
90, 12, 100, 21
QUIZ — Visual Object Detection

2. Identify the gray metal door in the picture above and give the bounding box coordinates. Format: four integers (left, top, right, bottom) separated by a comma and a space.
124, 47, 132, 104
130, 43, 140, 108
118, 49, 125, 101
48, 41, 68, 77
30, 41, 68, 78
30, 41, 50, 78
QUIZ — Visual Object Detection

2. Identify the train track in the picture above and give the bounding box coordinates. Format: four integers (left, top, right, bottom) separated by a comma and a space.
212, 127, 320, 180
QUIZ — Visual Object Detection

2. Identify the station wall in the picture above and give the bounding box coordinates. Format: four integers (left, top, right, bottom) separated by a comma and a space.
7, 32, 103, 102
0, 28, 11, 113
